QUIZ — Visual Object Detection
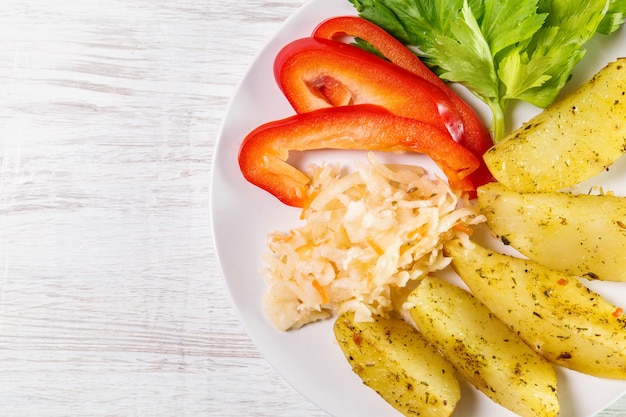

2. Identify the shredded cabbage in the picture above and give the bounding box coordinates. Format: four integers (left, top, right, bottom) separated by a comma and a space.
262, 153, 485, 331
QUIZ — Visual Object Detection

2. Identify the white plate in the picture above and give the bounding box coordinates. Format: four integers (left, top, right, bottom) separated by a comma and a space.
211, 0, 626, 415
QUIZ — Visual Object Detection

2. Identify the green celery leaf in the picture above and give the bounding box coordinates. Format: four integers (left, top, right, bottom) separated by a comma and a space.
479, 0, 545, 57
597, 0, 626, 34
435, 1, 498, 101
349, 0, 463, 62
347, 0, 619, 140
348, 0, 415, 44
497, 47, 552, 103
507, 0, 608, 107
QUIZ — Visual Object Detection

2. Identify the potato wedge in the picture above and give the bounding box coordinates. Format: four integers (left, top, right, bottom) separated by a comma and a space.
445, 238, 626, 379
483, 58, 626, 192
408, 277, 559, 417
334, 311, 460, 417
477, 182, 626, 281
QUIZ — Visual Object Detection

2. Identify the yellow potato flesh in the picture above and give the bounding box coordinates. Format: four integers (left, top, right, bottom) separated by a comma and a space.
445, 238, 626, 379
333, 311, 460, 417
477, 182, 626, 281
408, 276, 559, 417
484, 58, 626, 192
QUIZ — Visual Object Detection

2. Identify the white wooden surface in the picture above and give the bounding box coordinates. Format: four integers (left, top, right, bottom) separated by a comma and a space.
0, 0, 624, 416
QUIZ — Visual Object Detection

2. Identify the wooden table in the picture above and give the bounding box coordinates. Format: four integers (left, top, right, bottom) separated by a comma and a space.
0, 0, 624, 415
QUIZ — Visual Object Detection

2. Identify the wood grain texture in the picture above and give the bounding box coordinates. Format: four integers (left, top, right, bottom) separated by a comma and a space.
0, 0, 624, 416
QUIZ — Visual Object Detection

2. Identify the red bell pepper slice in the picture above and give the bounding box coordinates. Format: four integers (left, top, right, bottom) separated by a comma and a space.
238, 104, 480, 208
312, 16, 496, 190
274, 37, 465, 144
313, 16, 442, 86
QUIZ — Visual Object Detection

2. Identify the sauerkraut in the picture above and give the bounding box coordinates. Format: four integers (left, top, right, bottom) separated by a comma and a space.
262, 153, 485, 331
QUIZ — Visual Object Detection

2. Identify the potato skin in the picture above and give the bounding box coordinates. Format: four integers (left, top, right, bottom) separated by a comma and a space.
484, 58, 626, 192
333, 311, 460, 417
477, 182, 626, 281
408, 277, 559, 417
445, 238, 626, 379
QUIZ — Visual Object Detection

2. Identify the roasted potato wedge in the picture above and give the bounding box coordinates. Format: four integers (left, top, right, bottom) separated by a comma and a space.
477, 182, 626, 281
407, 277, 559, 417
334, 311, 460, 417
483, 58, 626, 192
445, 238, 626, 379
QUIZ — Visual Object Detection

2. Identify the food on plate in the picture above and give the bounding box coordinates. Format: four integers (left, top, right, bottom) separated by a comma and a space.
445, 238, 626, 379
274, 35, 493, 194
275, 36, 461, 133
313, 15, 445, 85
312, 16, 495, 188
238, 104, 480, 208
347, 0, 626, 140
240, 17, 497, 207
334, 310, 461, 417
261, 154, 484, 330
483, 58, 626, 192
407, 276, 559, 417
477, 182, 626, 282
231, 7, 626, 416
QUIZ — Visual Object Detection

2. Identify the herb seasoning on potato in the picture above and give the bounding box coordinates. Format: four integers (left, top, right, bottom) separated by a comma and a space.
477, 182, 626, 281
334, 311, 461, 417
484, 58, 626, 192
407, 277, 559, 417
445, 238, 626, 379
